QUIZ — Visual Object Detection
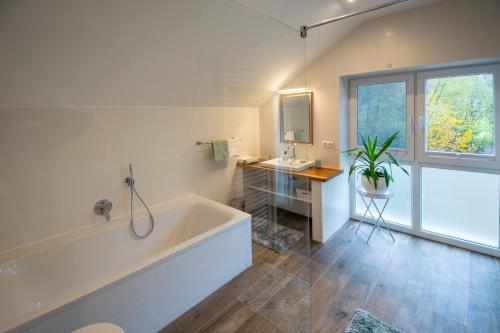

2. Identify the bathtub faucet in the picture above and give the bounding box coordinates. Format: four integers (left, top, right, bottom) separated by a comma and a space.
94, 199, 112, 221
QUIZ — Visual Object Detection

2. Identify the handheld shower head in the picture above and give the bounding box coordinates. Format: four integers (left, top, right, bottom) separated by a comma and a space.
125, 164, 135, 186
129, 164, 134, 182
124, 163, 155, 239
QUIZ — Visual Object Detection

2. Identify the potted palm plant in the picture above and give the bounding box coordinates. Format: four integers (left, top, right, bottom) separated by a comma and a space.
345, 132, 408, 194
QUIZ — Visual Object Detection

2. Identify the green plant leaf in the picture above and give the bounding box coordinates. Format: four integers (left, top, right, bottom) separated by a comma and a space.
374, 132, 398, 160
382, 167, 391, 187
343, 147, 359, 154
344, 132, 408, 189
386, 152, 409, 175
360, 135, 371, 159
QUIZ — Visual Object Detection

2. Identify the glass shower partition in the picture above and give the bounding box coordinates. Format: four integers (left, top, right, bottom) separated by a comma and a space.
190, 1, 314, 330
233, 28, 314, 332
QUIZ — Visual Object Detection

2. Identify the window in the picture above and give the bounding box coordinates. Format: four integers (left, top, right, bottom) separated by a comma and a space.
425, 74, 494, 155
350, 74, 414, 161
357, 81, 407, 149
350, 63, 500, 255
416, 64, 500, 168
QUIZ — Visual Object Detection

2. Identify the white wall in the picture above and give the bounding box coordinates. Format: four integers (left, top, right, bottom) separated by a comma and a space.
0, 106, 259, 252
259, 97, 280, 159
0, 0, 303, 107
261, 0, 500, 167
0, 0, 271, 253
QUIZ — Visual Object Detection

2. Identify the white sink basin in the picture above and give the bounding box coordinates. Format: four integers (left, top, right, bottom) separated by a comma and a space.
260, 158, 314, 172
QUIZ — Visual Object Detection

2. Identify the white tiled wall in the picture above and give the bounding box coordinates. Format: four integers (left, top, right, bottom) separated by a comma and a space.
0, 106, 259, 253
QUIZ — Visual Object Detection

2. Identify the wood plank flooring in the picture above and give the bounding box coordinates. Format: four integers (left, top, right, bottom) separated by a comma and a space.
160, 221, 500, 333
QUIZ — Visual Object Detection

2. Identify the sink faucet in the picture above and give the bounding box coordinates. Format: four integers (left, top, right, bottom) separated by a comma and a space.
282, 142, 296, 161
289, 143, 296, 160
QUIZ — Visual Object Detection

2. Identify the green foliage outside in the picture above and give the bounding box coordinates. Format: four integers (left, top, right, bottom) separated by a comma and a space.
425, 74, 494, 154
357, 81, 407, 149
357, 74, 494, 155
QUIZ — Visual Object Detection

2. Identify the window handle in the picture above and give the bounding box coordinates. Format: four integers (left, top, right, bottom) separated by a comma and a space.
409, 117, 414, 133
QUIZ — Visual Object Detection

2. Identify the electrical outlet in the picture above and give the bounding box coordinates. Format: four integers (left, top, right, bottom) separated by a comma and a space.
322, 140, 334, 148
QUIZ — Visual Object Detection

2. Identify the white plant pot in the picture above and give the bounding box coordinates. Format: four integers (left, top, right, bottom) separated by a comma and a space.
361, 175, 388, 194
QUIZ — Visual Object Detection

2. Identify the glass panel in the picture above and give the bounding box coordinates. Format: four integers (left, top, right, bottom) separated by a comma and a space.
425, 74, 494, 155
241, 164, 312, 333
357, 81, 407, 149
355, 165, 412, 226
239, 28, 312, 332
422, 167, 500, 247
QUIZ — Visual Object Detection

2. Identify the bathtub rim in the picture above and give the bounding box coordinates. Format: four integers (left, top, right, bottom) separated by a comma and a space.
0, 193, 240, 262
1, 194, 251, 333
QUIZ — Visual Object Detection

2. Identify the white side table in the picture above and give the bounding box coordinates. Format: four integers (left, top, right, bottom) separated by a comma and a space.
356, 186, 395, 243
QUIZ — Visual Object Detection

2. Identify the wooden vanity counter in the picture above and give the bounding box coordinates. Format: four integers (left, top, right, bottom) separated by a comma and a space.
238, 161, 346, 243
238, 162, 343, 182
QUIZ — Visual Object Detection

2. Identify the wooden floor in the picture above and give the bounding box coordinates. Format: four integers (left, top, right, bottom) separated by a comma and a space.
160, 221, 500, 333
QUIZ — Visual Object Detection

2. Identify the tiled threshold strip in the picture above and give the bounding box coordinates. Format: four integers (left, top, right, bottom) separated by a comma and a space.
195, 258, 313, 332
237, 263, 310, 332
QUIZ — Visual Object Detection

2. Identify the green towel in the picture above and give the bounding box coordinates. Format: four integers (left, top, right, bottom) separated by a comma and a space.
242, 157, 258, 164
212, 140, 229, 161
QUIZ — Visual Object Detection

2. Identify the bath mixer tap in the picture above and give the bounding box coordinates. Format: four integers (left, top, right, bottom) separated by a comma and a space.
94, 199, 112, 221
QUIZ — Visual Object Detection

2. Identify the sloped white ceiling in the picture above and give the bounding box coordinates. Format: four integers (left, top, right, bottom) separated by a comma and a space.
0, 0, 441, 107
235, 0, 444, 74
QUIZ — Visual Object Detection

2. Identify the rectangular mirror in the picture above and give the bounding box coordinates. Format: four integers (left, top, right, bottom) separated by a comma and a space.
280, 92, 313, 144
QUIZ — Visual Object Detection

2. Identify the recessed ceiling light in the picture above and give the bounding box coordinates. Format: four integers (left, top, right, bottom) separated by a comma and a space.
348, 0, 355, 3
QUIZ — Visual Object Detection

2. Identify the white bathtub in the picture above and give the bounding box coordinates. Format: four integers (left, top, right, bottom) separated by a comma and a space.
0, 194, 252, 333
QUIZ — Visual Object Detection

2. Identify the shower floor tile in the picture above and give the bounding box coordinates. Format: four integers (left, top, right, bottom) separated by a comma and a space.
258, 276, 311, 333
237, 265, 292, 312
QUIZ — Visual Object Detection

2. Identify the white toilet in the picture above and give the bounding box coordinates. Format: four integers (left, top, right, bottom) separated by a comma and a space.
72, 323, 125, 333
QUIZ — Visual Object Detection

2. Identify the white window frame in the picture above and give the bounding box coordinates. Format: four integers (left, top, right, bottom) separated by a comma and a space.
348, 63, 500, 257
416, 64, 500, 169
349, 74, 415, 162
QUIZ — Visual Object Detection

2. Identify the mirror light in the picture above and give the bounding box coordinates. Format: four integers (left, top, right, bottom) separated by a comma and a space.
278, 87, 308, 94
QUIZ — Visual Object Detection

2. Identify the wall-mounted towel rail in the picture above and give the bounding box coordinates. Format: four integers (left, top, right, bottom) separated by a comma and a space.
195, 137, 242, 146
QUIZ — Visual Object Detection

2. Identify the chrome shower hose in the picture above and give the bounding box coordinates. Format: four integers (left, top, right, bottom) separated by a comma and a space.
126, 164, 155, 239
